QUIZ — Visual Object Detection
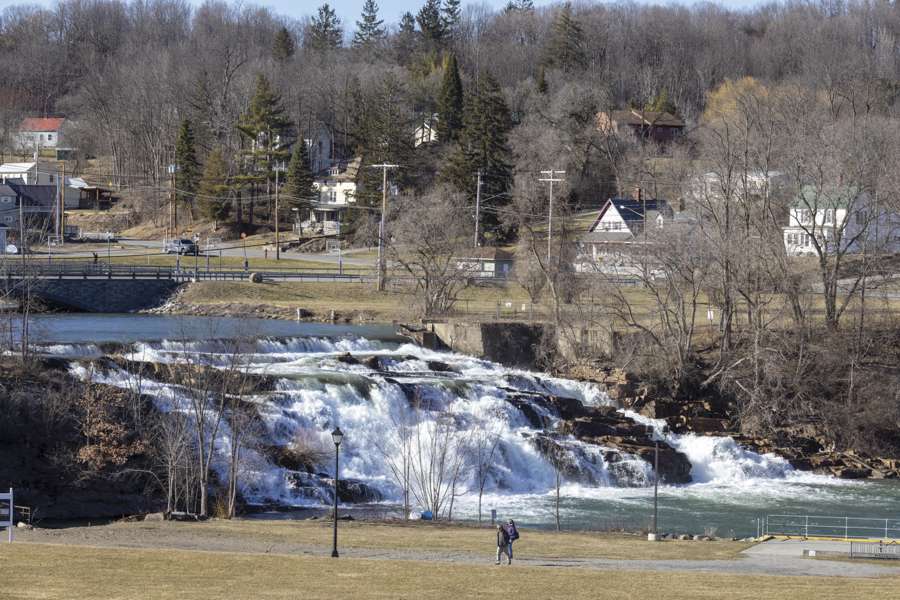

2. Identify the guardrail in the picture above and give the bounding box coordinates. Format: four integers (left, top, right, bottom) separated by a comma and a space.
851, 541, 900, 559
0, 262, 373, 282
765, 514, 900, 540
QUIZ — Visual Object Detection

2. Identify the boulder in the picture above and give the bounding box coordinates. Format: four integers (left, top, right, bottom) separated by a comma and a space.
505, 397, 550, 429
249, 272, 264, 283
362, 356, 382, 370
426, 360, 454, 373
545, 395, 588, 420
143, 512, 165, 522
335, 353, 359, 365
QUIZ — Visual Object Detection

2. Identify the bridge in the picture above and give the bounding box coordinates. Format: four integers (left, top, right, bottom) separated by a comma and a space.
0, 261, 371, 312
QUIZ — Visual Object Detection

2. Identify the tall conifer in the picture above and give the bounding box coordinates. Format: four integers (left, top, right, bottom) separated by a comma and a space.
444, 73, 513, 233
284, 142, 317, 210
543, 3, 587, 73
352, 0, 386, 48
436, 53, 464, 143
305, 4, 343, 51
197, 148, 232, 228
174, 119, 200, 209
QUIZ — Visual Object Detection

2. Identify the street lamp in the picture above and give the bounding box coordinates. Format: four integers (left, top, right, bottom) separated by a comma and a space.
645, 424, 660, 541
331, 426, 344, 558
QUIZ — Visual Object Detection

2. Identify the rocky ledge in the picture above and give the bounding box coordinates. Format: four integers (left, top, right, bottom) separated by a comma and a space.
565, 363, 900, 481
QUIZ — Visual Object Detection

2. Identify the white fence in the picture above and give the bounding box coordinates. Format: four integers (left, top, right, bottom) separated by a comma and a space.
765, 514, 900, 540
0, 488, 12, 543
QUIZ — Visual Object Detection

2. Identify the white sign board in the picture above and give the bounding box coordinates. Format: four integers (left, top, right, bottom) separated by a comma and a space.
0, 487, 12, 543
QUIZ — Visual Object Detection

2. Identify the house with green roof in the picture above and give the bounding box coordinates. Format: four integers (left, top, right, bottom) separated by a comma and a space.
783, 185, 900, 256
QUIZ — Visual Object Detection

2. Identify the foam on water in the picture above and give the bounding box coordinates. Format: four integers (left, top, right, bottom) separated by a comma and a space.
66, 333, 866, 523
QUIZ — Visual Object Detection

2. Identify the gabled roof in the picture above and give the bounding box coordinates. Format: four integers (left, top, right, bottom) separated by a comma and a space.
459, 247, 513, 261
20, 117, 65, 132
609, 109, 684, 128
4, 181, 56, 209
790, 185, 861, 210
0, 162, 37, 174
590, 198, 673, 230
315, 157, 361, 182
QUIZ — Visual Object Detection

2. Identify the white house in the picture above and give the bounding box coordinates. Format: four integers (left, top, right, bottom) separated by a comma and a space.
16, 117, 65, 151
0, 162, 56, 185
783, 186, 900, 256
304, 157, 361, 234
414, 114, 439, 147
691, 170, 787, 205
576, 195, 699, 276
305, 127, 335, 174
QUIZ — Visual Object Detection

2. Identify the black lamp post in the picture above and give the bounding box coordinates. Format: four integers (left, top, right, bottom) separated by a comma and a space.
645, 424, 660, 541
331, 426, 344, 558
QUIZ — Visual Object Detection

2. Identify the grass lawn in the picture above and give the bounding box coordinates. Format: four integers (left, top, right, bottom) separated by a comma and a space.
180, 280, 536, 320
133, 519, 750, 561
2, 540, 897, 600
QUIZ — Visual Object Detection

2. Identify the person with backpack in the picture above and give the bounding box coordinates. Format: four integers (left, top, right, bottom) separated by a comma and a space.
495, 524, 511, 565
506, 519, 520, 560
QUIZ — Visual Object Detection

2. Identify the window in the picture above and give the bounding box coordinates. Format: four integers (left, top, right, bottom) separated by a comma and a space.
0, 196, 12, 204
48, 134, 53, 141
3, 216, 13, 223
824, 209, 834, 224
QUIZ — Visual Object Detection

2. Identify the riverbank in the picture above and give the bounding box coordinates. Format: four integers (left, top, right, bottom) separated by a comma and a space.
3, 521, 899, 600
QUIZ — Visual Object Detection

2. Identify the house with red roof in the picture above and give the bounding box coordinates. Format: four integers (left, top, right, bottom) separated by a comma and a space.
16, 117, 66, 151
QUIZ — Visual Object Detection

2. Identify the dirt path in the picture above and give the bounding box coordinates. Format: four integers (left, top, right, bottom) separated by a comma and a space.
12, 524, 898, 579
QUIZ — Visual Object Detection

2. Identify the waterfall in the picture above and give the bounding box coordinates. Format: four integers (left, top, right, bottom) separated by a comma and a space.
59, 333, 840, 516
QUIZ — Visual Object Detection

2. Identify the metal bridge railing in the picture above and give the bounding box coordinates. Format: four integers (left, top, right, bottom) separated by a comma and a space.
850, 541, 900, 559
765, 514, 900, 540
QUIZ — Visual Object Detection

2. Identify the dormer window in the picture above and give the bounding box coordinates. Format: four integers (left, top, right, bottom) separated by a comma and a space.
329, 167, 340, 176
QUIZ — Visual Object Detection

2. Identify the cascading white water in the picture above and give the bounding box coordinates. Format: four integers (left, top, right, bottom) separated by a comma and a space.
57, 332, 856, 526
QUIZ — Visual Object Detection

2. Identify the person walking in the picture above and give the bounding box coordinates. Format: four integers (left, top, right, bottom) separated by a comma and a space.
496, 524, 512, 565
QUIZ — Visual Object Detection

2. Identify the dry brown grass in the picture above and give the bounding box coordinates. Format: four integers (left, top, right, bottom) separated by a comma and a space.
2, 540, 898, 600
121, 519, 750, 561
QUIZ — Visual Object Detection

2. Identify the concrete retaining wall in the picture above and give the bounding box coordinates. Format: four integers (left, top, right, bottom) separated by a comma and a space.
429, 321, 549, 368
6, 279, 181, 312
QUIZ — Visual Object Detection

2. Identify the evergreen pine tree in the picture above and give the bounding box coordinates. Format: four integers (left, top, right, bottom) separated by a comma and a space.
197, 148, 232, 228
536, 65, 548, 94
352, 0, 385, 48
395, 12, 418, 65
174, 119, 200, 209
441, 0, 462, 35
284, 141, 317, 209
272, 26, 296, 62
305, 3, 343, 51
417, 0, 445, 51
436, 53, 464, 143
235, 74, 293, 225
443, 73, 513, 234
505, 0, 534, 11
543, 3, 587, 74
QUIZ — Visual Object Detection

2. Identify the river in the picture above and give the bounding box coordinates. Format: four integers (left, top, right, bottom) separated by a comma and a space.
20, 314, 900, 538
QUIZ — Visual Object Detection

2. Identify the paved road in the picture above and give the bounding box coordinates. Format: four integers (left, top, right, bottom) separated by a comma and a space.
32, 238, 376, 267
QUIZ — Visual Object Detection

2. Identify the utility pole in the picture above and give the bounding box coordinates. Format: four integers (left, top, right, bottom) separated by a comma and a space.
167, 162, 177, 238
274, 161, 284, 260
60, 163, 65, 245
474, 170, 482, 247
539, 169, 566, 262
369, 163, 398, 292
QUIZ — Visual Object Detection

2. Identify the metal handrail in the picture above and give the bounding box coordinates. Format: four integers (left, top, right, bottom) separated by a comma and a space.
765, 514, 900, 540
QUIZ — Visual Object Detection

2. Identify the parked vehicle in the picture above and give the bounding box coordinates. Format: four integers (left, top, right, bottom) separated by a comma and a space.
165, 239, 198, 255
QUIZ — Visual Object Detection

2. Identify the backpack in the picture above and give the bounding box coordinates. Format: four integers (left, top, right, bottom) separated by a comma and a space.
508, 524, 520, 541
